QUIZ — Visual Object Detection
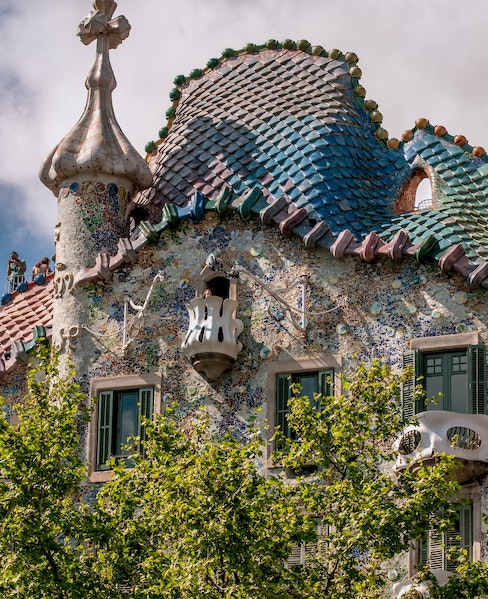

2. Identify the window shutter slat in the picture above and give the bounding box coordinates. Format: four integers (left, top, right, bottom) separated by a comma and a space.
97, 391, 113, 469
469, 345, 486, 414
402, 350, 418, 420
277, 374, 291, 439
138, 387, 154, 455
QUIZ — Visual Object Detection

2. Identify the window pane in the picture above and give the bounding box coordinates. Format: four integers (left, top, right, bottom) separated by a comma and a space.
116, 391, 138, 456
426, 356, 443, 375
425, 354, 445, 411
297, 374, 318, 403
423, 351, 469, 413
425, 375, 444, 410
450, 372, 468, 413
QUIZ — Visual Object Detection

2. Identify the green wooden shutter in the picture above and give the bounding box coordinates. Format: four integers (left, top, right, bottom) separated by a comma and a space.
428, 528, 446, 570
402, 350, 419, 421
468, 345, 486, 414
277, 374, 291, 439
419, 535, 429, 567
318, 369, 333, 396
287, 519, 325, 567
446, 504, 473, 571
461, 504, 473, 561
420, 505, 472, 572
316, 369, 334, 412
97, 390, 113, 470
287, 543, 304, 567
138, 387, 154, 456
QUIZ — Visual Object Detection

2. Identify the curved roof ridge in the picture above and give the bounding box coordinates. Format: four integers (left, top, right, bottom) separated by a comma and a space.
143, 39, 392, 156
394, 117, 487, 160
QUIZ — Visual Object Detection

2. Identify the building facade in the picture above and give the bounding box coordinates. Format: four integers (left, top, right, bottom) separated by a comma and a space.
2, 2, 488, 596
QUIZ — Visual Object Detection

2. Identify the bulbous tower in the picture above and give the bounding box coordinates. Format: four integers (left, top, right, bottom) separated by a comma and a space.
39, 0, 152, 371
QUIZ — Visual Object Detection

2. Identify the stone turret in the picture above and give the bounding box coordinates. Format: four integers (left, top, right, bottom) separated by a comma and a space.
39, 0, 151, 371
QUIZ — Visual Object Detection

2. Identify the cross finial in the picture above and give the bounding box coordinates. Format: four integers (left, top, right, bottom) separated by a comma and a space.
77, 0, 130, 49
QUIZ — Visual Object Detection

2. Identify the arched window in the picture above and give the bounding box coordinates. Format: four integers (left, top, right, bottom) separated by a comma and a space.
414, 177, 433, 210
394, 169, 433, 213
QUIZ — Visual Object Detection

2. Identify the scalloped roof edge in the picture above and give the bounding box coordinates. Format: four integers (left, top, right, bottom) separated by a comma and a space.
74, 186, 488, 292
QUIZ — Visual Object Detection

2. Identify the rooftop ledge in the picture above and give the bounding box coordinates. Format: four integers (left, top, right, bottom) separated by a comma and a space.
394, 411, 488, 483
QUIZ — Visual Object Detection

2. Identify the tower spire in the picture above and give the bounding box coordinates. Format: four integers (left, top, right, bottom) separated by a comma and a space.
40, 0, 151, 195
38, 2, 152, 374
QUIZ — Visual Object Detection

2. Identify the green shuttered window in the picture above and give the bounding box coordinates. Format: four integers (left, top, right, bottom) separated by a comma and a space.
287, 519, 328, 567
402, 345, 486, 419
97, 386, 154, 470
276, 370, 333, 440
419, 504, 473, 571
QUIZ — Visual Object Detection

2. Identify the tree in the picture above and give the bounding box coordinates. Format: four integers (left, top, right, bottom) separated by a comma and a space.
92, 408, 313, 597
277, 359, 488, 598
0, 347, 98, 598
1, 353, 488, 598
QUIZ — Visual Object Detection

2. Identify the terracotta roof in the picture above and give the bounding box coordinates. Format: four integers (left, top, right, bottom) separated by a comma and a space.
0, 274, 54, 377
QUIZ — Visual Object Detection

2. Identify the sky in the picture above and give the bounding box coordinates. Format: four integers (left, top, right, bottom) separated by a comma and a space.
1, 0, 487, 288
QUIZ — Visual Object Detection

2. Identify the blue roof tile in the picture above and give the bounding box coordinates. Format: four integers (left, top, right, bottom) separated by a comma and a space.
140, 45, 488, 263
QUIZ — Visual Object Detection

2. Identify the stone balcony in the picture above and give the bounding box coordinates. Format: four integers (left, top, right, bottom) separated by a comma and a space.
393, 569, 454, 598
394, 411, 488, 483
181, 295, 243, 381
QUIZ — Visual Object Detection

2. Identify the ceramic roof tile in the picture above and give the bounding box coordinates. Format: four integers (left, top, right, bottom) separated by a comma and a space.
125, 45, 488, 283
0, 276, 54, 368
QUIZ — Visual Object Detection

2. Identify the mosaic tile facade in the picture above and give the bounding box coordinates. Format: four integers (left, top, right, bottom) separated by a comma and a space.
57, 181, 130, 260
73, 219, 488, 428
54, 217, 487, 597
4, 4, 488, 593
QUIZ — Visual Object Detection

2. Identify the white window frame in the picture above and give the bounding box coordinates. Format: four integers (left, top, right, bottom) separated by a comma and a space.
88, 373, 162, 482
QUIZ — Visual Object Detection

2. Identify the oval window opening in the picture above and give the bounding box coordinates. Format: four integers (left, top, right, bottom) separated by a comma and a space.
398, 430, 421, 455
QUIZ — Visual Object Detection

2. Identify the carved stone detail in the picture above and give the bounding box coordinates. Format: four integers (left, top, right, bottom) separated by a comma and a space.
54, 273, 74, 298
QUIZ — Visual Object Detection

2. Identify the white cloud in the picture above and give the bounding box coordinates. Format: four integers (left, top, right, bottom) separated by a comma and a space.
1, 0, 487, 271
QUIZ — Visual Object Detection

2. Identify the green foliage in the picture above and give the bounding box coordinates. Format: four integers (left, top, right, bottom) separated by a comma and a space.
0, 346, 95, 598
1, 354, 488, 597
274, 359, 486, 598
412, 557, 488, 598
93, 407, 312, 597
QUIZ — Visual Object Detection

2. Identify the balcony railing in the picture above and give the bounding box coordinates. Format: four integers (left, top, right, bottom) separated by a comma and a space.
4, 275, 26, 294
181, 295, 243, 381
394, 411, 488, 482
